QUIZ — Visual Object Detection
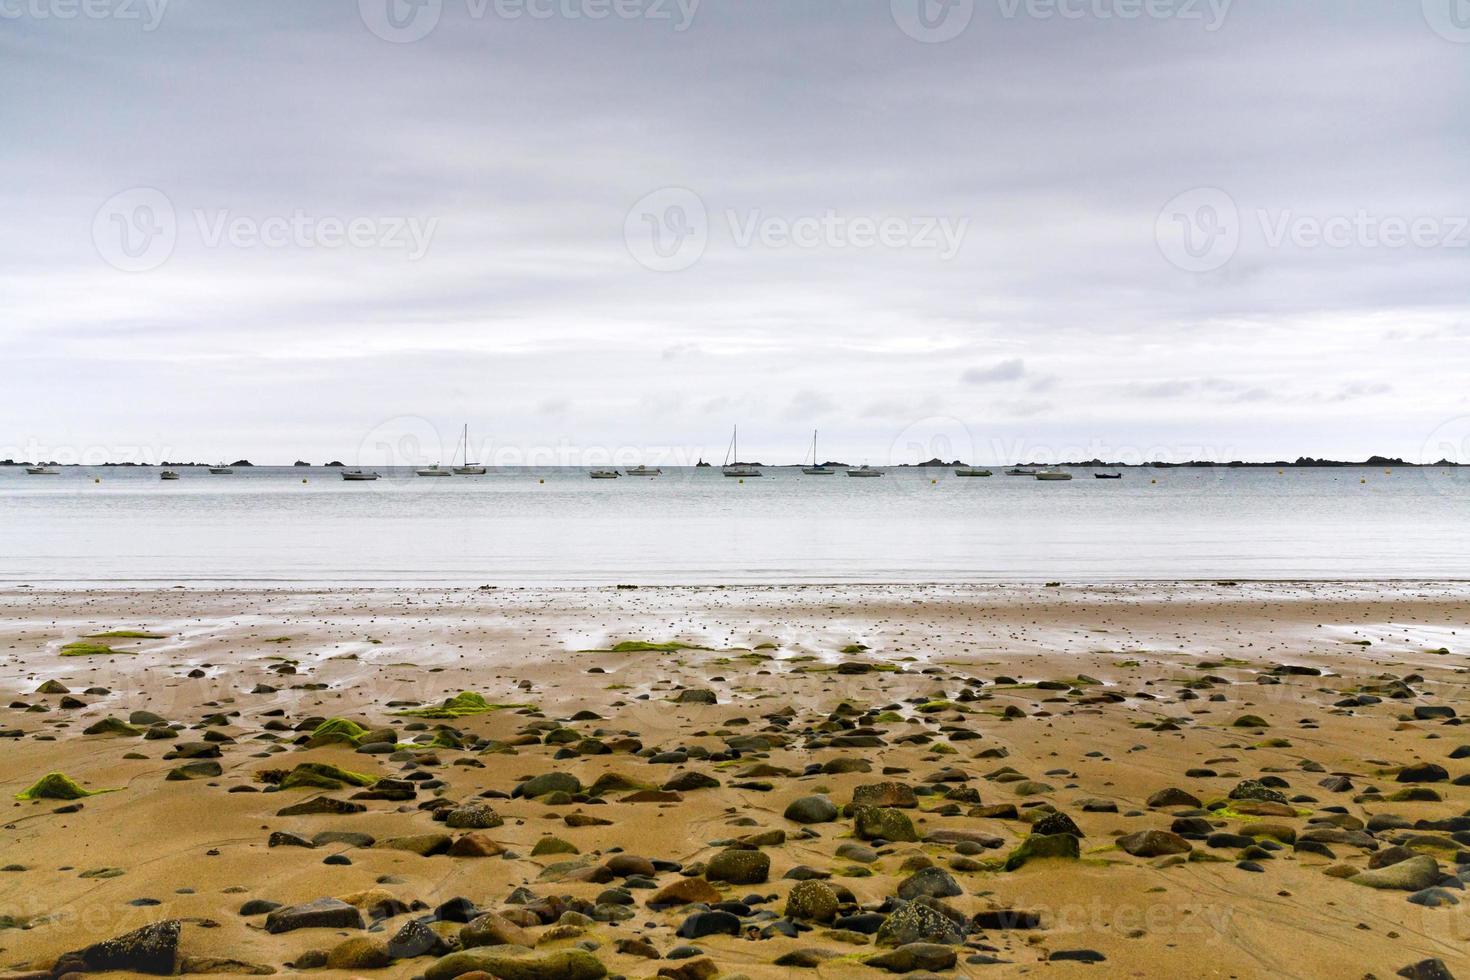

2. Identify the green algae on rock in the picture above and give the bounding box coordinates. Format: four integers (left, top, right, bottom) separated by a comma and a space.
60, 641, 137, 657
394, 692, 534, 718
1004, 832, 1082, 871
852, 804, 919, 842
83, 717, 145, 736
275, 762, 378, 790
15, 771, 118, 801
82, 630, 168, 639
306, 717, 370, 746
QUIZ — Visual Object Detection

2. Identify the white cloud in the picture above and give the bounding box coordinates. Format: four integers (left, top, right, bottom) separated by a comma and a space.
0, 3, 1465, 462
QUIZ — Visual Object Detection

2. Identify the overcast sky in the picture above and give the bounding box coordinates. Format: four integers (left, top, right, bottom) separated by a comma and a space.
2, 0, 1467, 466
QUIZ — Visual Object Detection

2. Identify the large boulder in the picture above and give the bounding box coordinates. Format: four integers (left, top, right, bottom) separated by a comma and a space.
784, 795, 839, 824
1350, 856, 1442, 891
1003, 833, 1080, 871
853, 805, 919, 842
875, 903, 964, 947
896, 867, 962, 900
784, 880, 840, 922
265, 898, 365, 934
424, 947, 607, 980
1145, 787, 1202, 809
462, 912, 534, 949
54, 920, 181, 976
1117, 830, 1193, 858
706, 848, 770, 885
1031, 811, 1083, 838
325, 937, 392, 970
374, 833, 452, 856
867, 943, 958, 973
516, 772, 582, 798
445, 802, 504, 829
648, 877, 722, 908
852, 782, 917, 809
1228, 779, 1290, 804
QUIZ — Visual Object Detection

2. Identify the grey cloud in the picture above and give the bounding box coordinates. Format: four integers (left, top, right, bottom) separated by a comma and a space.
961, 359, 1026, 385
0, 2, 1464, 462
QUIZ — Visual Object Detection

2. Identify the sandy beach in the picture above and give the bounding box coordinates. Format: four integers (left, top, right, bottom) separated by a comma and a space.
2, 582, 1468, 979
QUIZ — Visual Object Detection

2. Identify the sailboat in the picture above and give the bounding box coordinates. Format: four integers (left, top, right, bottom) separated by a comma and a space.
801, 430, 834, 475
721, 426, 761, 477
452, 424, 487, 475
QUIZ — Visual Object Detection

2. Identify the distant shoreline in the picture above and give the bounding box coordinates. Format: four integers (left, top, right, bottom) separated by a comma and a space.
1, 455, 1460, 469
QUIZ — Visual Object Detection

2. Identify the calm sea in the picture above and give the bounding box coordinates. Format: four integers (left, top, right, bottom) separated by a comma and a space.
2, 465, 1467, 586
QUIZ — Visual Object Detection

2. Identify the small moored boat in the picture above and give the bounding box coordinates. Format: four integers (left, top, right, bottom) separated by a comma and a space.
722, 425, 762, 477
1035, 469, 1073, 481
25, 466, 59, 475
209, 465, 233, 474
846, 464, 884, 477
590, 470, 620, 479
341, 470, 379, 481
801, 430, 834, 475
452, 424, 487, 475
160, 470, 180, 480
1005, 467, 1037, 476
415, 464, 452, 477
1094, 472, 1123, 479
625, 465, 662, 476
954, 467, 993, 477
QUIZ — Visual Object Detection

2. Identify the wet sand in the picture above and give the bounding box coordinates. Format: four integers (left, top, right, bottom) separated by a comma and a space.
2, 582, 1468, 979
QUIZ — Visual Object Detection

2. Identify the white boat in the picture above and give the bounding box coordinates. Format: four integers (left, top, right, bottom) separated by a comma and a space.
415, 464, 452, 477
721, 425, 762, 477
846, 464, 884, 477
1035, 469, 1073, 481
341, 470, 379, 481
209, 465, 233, 474
25, 466, 59, 475
452, 424, 486, 475
955, 467, 992, 477
1005, 467, 1037, 476
625, 465, 662, 476
160, 470, 180, 481
590, 469, 620, 479
801, 429, 834, 475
